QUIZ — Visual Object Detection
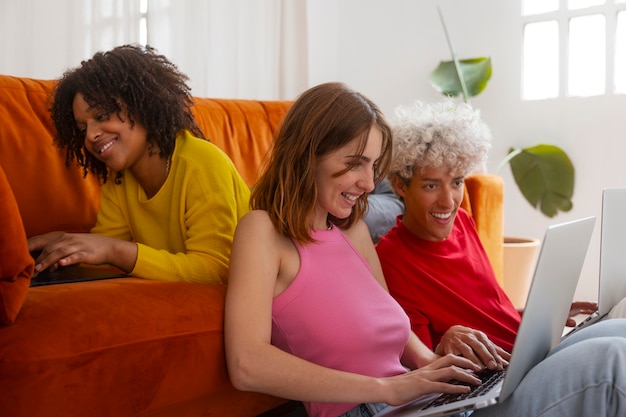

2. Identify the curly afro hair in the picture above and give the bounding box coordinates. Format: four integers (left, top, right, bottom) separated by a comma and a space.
49, 44, 204, 183
388, 99, 491, 183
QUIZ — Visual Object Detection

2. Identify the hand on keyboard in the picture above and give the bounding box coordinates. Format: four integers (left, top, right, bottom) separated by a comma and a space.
436, 325, 510, 371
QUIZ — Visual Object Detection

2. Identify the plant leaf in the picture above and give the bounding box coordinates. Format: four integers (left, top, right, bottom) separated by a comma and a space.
508, 144, 575, 217
429, 57, 492, 98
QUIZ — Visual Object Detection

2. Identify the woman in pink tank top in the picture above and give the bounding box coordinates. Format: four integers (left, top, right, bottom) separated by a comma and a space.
224, 82, 482, 417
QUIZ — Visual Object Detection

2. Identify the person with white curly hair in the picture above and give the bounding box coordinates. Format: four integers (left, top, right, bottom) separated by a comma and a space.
376, 99, 626, 417
389, 99, 491, 183
365, 100, 487, 244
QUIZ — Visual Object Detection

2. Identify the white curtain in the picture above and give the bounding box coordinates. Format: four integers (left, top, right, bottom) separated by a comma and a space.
0, 0, 141, 80
0, 0, 308, 100
148, 0, 308, 100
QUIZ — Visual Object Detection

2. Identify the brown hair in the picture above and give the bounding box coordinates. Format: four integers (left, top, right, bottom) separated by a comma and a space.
251, 82, 392, 243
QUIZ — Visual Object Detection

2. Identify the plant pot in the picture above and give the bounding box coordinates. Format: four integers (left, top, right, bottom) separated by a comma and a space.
502, 236, 541, 309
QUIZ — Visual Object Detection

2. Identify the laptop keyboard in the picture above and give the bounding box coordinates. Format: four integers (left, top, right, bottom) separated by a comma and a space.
422, 367, 505, 409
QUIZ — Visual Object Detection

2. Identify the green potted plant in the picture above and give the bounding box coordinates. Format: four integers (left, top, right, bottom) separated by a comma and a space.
429, 59, 575, 218
428, 7, 575, 307
430, 8, 575, 218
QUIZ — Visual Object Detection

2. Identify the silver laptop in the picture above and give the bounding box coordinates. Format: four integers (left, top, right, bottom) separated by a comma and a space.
565, 188, 626, 337
374, 216, 596, 417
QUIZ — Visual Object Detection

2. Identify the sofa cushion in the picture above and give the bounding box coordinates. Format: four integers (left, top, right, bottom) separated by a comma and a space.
192, 97, 292, 187
0, 76, 101, 238
0, 278, 286, 416
0, 164, 33, 325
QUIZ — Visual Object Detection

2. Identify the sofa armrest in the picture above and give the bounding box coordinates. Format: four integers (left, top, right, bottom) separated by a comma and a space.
461, 174, 504, 284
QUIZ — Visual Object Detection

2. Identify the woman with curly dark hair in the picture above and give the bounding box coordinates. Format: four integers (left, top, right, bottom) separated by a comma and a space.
28, 44, 250, 284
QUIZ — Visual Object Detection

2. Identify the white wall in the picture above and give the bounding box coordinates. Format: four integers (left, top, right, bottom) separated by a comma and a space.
308, 0, 626, 302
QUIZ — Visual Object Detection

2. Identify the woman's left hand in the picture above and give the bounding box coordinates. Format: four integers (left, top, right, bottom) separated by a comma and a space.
566, 301, 598, 327
28, 232, 137, 275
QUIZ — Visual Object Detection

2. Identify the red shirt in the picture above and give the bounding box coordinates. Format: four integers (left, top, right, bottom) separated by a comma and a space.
376, 209, 521, 352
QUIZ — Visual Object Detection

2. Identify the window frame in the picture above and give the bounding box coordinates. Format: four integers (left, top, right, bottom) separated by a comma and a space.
521, 0, 626, 99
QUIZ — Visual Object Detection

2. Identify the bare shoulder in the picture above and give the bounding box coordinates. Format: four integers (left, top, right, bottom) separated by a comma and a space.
237, 209, 273, 227
234, 210, 278, 239
343, 219, 387, 287
231, 209, 299, 295
229, 210, 281, 284
233, 210, 297, 260
342, 218, 374, 248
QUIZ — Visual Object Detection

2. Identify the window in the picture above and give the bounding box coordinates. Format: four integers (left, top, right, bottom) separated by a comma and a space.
79, 0, 144, 56
139, 0, 148, 45
522, 0, 626, 100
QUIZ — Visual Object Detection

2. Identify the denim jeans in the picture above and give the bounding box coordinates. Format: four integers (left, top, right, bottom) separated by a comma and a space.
338, 402, 472, 417
474, 319, 626, 417
338, 402, 389, 417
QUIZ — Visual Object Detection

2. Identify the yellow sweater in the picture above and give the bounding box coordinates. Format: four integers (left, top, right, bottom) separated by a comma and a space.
91, 131, 250, 284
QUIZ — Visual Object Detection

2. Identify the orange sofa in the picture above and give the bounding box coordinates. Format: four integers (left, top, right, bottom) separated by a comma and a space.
0, 74, 503, 417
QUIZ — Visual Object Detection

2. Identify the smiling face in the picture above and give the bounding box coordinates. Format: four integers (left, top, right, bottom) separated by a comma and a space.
72, 92, 150, 174
313, 125, 383, 230
393, 165, 465, 241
